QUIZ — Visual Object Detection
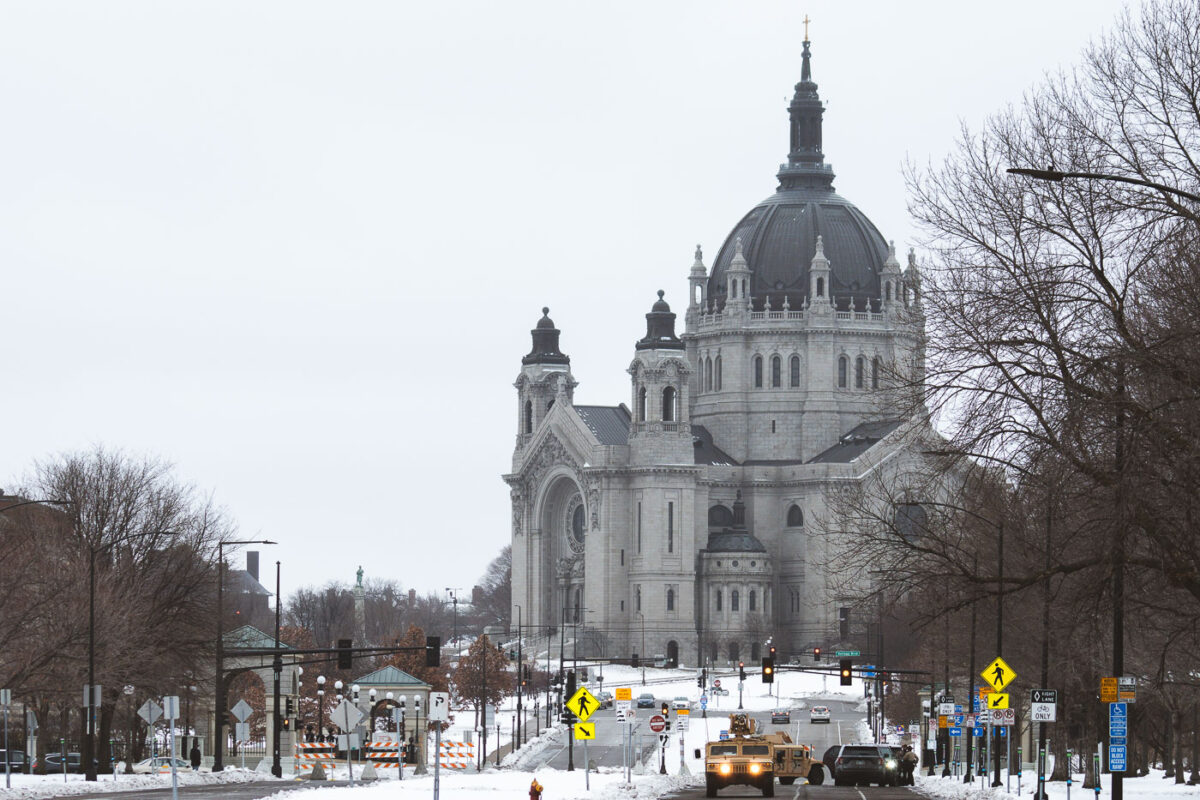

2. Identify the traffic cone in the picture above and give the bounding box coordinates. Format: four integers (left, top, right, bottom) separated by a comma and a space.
308, 763, 327, 781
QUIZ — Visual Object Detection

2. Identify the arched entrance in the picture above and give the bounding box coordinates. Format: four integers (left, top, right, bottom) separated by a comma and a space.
536, 472, 587, 632
667, 640, 679, 668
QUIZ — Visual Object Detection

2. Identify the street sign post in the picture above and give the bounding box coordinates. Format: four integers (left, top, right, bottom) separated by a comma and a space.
987, 693, 1009, 710
1031, 689, 1057, 722
565, 687, 599, 723
331, 700, 364, 785
574, 723, 595, 740
835, 650, 861, 657
1100, 677, 1118, 703
1118, 676, 1137, 702
649, 715, 666, 733
230, 699, 253, 723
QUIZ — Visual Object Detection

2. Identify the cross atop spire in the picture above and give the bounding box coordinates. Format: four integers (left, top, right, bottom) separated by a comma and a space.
803, 14, 811, 41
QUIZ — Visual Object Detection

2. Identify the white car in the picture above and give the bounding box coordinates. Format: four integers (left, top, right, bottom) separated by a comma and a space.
809, 705, 831, 723
132, 756, 193, 774
672, 696, 691, 710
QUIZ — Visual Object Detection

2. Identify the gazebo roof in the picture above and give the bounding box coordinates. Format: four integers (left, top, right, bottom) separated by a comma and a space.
223, 624, 292, 649
353, 665, 430, 688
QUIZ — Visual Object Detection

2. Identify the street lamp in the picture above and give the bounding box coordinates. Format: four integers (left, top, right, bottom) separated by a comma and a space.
317, 676, 326, 740
445, 588, 462, 648
213, 538, 277, 772
1005, 167, 1200, 204
636, 612, 646, 686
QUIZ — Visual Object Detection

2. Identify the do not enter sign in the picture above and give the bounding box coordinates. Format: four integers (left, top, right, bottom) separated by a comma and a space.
649, 714, 666, 733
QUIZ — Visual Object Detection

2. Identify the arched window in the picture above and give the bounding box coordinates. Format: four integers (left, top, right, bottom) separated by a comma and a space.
710, 642, 718, 663
708, 505, 733, 528
637, 387, 647, 421
873, 357, 882, 389
754, 356, 763, 388
895, 503, 929, 542
751, 642, 761, 661
705, 357, 713, 392
855, 356, 865, 388
787, 505, 804, 527
816, 277, 825, 297
771, 356, 781, 387
838, 356, 848, 388
731, 590, 740, 611
523, 400, 533, 434
662, 386, 676, 422
790, 355, 801, 387
716, 590, 722, 611
749, 589, 757, 611
715, 356, 722, 390
885, 282, 893, 301
666, 587, 675, 611
728, 642, 739, 662
636, 586, 642, 612
573, 587, 581, 622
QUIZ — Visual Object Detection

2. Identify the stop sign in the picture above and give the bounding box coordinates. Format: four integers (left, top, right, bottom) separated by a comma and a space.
649, 714, 666, 732
714, 679, 721, 688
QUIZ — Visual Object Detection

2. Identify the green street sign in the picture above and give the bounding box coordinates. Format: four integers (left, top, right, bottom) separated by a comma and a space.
835, 650, 861, 657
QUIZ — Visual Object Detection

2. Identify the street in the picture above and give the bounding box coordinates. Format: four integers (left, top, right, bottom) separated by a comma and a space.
42, 781, 343, 800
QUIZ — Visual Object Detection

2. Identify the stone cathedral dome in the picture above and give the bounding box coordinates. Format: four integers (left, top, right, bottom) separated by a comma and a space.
706, 39, 888, 312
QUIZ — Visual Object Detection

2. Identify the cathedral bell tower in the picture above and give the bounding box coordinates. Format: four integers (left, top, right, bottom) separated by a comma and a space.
515, 308, 576, 447
629, 291, 692, 464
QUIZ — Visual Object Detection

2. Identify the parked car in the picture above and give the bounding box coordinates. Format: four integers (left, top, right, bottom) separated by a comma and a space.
0, 750, 26, 770
832, 744, 897, 787
809, 705, 831, 723
31, 753, 103, 774
597, 691, 614, 709
672, 696, 691, 710
770, 708, 791, 724
636, 693, 656, 708
132, 756, 193, 774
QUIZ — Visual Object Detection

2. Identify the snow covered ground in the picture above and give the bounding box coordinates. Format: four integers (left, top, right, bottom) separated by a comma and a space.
916, 769, 1200, 799
0, 766, 266, 800
0, 664, 871, 800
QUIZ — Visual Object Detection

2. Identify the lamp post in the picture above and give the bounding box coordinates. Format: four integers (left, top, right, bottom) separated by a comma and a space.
514, 605, 523, 750
1005, 167, 1200, 204
445, 588, 462, 649
213, 538, 276, 772
636, 612, 646, 685
317, 676, 326, 740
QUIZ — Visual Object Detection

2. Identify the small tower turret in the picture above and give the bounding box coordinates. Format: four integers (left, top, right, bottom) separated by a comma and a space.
725, 237, 752, 317
807, 235, 833, 313
881, 240, 903, 313
515, 307, 576, 444
903, 248, 923, 311
686, 245, 708, 330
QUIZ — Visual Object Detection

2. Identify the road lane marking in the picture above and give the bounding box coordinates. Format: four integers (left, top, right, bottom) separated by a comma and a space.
857, 791, 867, 800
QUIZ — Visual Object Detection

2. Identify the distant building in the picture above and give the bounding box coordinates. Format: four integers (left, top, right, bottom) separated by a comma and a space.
505, 38, 936, 666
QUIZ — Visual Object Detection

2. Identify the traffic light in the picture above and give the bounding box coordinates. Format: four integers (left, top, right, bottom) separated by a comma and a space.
762, 657, 774, 684
769, 645, 777, 658
425, 636, 441, 667
631, 652, 639, 668
813, 647, 821, 662
661, 702, 671, 730
337, 638, 353, 670
282, 718, 291, 730
285, 697, 294, 716
839, 659, 853, 686
738, 661, 746, 681
697, 672, 704, 688
566, 670, 577, 699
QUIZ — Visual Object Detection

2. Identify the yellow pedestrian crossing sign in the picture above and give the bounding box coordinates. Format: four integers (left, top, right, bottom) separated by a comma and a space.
574, 722, 596, 740
982, 657, 1016, 691
566, 687, 599, 722
987, 693, 1009, 710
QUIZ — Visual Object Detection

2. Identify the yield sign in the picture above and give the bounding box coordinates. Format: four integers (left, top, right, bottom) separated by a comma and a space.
566, 687, 599, 722
982, 657, 1016, 691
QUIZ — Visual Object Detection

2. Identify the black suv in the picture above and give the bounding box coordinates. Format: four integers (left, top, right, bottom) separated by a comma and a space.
831, 744, 898, 787
31, 753, 104, 774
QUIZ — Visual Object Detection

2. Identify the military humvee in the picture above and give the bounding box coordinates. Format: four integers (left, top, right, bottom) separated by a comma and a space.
699, 713, 775, 797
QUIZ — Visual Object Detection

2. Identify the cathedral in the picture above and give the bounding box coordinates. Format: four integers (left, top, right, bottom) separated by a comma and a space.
505, 38, 928, 667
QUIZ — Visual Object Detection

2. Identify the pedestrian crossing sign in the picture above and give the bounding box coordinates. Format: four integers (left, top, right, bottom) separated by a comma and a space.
566, 687, 599, 722
987, 693, 1009, 710
574, 723, 595, 740
981, 657, 1016, 691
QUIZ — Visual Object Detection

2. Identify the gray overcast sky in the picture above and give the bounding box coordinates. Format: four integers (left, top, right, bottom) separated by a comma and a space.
1, 1, 1126, 601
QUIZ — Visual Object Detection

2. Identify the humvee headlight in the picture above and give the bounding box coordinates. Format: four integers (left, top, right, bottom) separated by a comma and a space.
749, 763, 761, 775
885, 759, 897, 769
719, 764, 731, 775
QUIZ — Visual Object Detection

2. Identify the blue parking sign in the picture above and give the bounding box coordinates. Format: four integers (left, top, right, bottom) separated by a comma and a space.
1108, 745, 1126, 772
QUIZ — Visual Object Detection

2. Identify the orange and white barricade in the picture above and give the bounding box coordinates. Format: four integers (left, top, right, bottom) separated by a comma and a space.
437, 739, 475, 769
293, 742, 337, 772
365, 740, 401, 770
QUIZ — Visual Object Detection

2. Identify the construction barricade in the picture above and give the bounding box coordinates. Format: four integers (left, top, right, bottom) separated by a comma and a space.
365, 739, 402, 770
293, 742, 336, 773
437, 738, 476, 770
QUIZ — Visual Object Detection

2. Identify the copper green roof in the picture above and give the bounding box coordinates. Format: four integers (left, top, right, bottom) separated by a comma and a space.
353, 665, 430, 687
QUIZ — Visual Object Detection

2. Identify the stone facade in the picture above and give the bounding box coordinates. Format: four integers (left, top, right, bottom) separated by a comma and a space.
504, 39, 937, 667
